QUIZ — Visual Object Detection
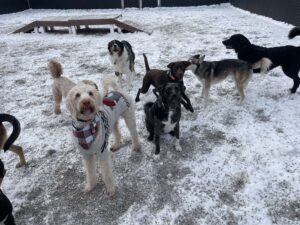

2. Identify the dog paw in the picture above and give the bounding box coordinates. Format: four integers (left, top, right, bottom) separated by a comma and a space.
153, 154, 160, 160
83, 181, 97, 193
290, 88, 297, 94
189, 107, 194, 113
147, 135, 154, 141
175, 145, 182, 152
106, 185, 116, 196
54, 109, 61, 114
16, 161, 26, 168
135, 98, 140, 102
132, 143, 141, 152
110, 144, 120, 152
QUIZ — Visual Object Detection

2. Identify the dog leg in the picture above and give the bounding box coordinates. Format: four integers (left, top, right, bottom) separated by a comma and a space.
174, 123, 182, 152
99, 150, 116, 196
8, 145, 26, 168
110, 121, 121, 152
204, 81, 211, 107
82, 155, 98, 193
123, 109, 141, 152
290, 77, 300, 93
154, 117, 161, 156
236, 84, 245, 103
135, 89, 142, 102
181, 92, 194, 112
53, 86, 62, 114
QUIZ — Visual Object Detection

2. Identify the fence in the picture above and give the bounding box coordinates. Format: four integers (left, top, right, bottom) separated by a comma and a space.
0, 0, 299, 26
231, 0, 300, 26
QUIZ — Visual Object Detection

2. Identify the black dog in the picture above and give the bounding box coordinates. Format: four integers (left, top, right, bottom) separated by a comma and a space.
144, 83, 183, 157
223, 34, 300, 93
0, 159, 16, 225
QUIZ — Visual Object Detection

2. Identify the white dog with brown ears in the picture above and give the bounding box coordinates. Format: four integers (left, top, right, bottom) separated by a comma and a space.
66, 75, 141, 196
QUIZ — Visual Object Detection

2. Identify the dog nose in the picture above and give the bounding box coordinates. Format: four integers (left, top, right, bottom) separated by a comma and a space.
82, 100, 90, 106
113, 44, 117, 48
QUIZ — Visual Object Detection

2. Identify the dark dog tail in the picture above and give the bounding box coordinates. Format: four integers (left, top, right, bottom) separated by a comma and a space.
0, 114, 21, 151
288, 27, 300, 39
143, 53, 151, 72
144, 102, 154, 114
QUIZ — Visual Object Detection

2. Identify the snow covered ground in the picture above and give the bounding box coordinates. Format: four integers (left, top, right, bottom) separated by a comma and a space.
1, 3, 300, 225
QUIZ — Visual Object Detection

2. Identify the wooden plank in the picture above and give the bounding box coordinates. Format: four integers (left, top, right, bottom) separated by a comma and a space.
12, 14, 147, 34
12, 21, 37, 33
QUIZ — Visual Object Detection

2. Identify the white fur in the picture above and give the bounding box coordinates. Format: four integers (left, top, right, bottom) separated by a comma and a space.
109, 48, 136, 86
162, 111, 176, 133
66, 79, 141, 196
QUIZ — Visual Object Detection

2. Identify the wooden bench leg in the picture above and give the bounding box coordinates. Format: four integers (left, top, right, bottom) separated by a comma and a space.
34, 27, 39, 33
110, 25, 115, 33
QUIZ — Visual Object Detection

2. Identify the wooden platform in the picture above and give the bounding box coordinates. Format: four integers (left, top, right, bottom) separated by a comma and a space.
12, 14, 146, 34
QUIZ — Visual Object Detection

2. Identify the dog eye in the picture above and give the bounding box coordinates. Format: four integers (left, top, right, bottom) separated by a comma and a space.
88, 91, 93, 96
75, 93, 80, 98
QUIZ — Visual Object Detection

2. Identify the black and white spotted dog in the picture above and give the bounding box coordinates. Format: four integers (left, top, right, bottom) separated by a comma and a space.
144, 83, 184, 158
108, 40, 136, 86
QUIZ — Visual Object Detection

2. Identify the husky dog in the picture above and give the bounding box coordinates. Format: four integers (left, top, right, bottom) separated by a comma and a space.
144, 83, 183, 158
108, 40, 136, 86
187, 55, 271, 104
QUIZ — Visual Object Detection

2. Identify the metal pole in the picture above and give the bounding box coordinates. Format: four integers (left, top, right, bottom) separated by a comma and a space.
121, 0, 124, 9
157, 0, 161, 7
27, 0, 31, 9
139, 0, 142, 9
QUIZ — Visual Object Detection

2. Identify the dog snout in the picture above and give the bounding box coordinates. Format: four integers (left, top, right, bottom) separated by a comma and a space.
82, 100, 91, 107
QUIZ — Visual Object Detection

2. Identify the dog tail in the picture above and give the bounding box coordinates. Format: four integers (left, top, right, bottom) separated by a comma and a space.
0, 114, 21, 151
102, 74, 121, 95
48, 59, 63, 78
144, 102, 154, 114
288, 27, 300, 39
143, 53, 151, 72
251, 58, 272, 74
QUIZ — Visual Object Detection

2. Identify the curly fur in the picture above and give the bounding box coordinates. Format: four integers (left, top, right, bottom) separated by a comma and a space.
66, 80, 140, 195
48, 59, 98, 114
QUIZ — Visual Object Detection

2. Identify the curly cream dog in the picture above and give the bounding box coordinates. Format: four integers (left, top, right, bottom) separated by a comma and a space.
48, 60, 98, 114
66, 76, 141, 195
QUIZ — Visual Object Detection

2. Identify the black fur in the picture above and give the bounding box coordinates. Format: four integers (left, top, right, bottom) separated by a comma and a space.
0, 114, 21, 151
144, 83, 182, 155
288, 27, 300, 39
223, 34, 300, 93
0, 159, 16, 225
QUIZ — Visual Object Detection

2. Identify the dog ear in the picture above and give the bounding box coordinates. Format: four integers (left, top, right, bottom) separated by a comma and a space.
167, 62, 174, 69
66, 92, 77, 119
199, 55, 205, 63
194, 54, 200, 59
183, 61, 191, 68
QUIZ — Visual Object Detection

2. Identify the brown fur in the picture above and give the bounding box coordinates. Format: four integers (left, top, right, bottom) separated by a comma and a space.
48, 59, 98, 114
0, 118, 26, 168
135, 54, 193, 112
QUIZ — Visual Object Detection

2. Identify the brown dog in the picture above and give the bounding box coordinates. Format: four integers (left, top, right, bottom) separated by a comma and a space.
0, 114, 26, 168
135, 54, 194, 112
